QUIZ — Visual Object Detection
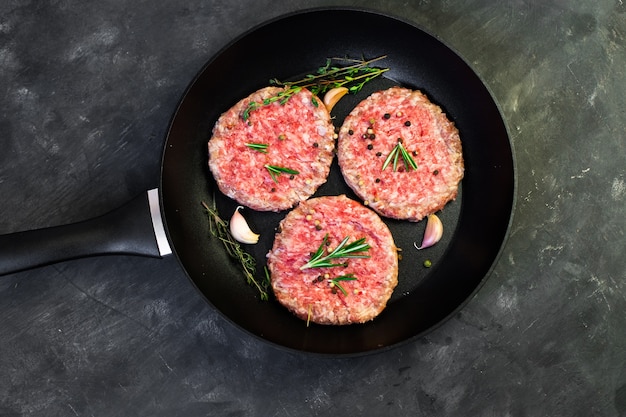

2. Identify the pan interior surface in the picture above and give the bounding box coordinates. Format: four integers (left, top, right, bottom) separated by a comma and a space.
161, 9, 515, 355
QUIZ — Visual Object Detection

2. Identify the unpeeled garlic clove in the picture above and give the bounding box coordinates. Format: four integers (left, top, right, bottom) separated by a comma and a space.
323, 87, 349, 112
414, 214, 443, 250
229, 206, 260, 244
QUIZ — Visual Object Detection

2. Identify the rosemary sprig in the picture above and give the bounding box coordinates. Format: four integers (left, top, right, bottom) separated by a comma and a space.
265, 164, 299, 183
329, 274, 357, 296
245, 142, 269, 153
382, 140, 418, 172
242, 55, 389, 120
202, 201, 270, 300
300, 234, 371, 270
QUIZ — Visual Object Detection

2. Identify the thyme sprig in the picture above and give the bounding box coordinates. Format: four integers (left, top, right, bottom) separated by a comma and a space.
300, 234, 371, 270
242, 55, 389, 120
329, 274, 357, 296
245, 142, 269, 153
265, 164, 299, 183
202, 201, 270, 300
382, 140, 418, 172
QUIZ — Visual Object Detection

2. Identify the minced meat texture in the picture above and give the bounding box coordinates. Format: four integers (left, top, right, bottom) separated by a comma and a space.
208, 86, 335, 212
267, 195, 398, 325
337, 87, 464, 221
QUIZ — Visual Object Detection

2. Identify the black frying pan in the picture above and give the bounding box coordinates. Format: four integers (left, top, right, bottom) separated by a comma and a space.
0, 8, 515, 355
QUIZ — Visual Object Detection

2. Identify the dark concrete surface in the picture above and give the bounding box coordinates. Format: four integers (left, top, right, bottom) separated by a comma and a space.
1, 0, 625, 416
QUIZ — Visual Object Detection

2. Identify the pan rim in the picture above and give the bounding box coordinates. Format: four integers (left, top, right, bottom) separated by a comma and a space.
159, 6, 517, 356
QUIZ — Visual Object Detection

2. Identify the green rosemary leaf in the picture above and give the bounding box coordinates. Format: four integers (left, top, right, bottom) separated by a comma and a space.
330, 274, 357, 296
245, 142, 269, 153
399, 142, 419, 170
264, 164, 299, 183
382, 141, 418, 172
301, 234, 371, 270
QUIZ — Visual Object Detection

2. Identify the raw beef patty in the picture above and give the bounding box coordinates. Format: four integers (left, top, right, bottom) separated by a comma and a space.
267, 195, 398, 325
337, 87, 464, 221
208, 86, 335, 212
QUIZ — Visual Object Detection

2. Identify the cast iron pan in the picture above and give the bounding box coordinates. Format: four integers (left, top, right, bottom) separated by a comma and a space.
160, 8, 515, 355
0, 8, 515, 355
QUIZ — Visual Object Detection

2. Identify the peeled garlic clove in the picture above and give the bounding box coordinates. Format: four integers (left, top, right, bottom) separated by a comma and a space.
229, 206, 260, 244
414, 214, 443, 250
323, 87, 349, 112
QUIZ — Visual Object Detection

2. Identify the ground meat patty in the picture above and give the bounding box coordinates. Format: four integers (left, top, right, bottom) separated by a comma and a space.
267, 195, 398, 325
337, 87, 464, 221
208, 86, 335, 212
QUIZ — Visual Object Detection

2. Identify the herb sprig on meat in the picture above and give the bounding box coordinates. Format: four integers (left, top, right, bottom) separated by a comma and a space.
300, 234, 371, 270
382, 139, 418, 172
242, 56, 389, 120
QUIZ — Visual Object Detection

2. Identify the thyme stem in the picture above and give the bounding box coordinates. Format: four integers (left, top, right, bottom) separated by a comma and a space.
202, 201, 270, 300
242, 56, 389, 120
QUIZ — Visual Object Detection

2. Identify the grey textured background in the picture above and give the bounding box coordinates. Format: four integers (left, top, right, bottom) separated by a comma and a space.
1, 0, 625, 416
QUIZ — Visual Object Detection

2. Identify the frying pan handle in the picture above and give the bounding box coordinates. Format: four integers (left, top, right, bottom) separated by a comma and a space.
0, 189, 172, 276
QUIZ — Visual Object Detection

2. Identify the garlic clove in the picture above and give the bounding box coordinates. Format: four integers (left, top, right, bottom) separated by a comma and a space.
414, 214, 443, 250
229, 206, 260, 244
323, 87, 349, 112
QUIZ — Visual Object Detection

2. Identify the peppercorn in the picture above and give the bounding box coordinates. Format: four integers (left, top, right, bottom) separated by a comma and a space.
383, 113, 391, 119
367, 144, 373, 150
405, 121, 411, 126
